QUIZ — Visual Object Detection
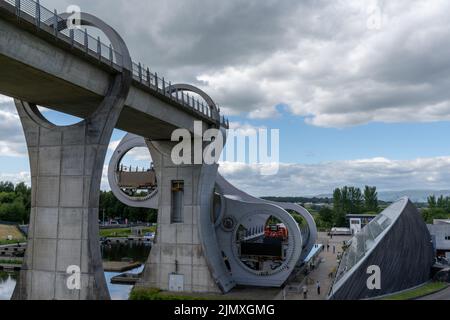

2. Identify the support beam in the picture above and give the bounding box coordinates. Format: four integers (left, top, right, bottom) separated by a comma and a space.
12, 11, 132, 300
136, 140, 235, 293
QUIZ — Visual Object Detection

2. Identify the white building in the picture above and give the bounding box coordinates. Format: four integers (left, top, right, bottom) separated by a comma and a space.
427, 220, 450, 260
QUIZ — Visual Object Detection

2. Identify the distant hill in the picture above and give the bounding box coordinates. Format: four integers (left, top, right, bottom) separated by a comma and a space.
316, 190, 450, 204
261, 196, 332, 204
378, 190, 450, 203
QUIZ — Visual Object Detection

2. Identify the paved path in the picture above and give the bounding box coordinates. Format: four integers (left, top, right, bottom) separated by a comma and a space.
279, 233, 351, 300
419, 286, 450, 300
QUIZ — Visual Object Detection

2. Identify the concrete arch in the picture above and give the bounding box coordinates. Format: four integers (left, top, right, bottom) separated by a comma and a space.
267, 202, 317, 259
108, 133, 158, 209
214, 177, 307, 287
13, 11, 132, 300
167, 83, 220, 122
218, 198, 303, 286
215, 174, 318, 262
50, 12, 132, 72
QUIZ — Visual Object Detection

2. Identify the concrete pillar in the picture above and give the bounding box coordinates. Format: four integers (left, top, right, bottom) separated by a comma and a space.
11, 12, 132, 300
137, 140, 234, 293
12, 84, 129, 299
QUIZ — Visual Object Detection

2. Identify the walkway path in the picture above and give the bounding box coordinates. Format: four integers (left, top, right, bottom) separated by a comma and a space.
419, 286, 450, 300
279, 233, 350, 300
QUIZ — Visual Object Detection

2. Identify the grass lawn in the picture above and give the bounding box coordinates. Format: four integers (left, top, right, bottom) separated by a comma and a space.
129, 288, 232, 301
382, 282, 448, 300
0, 225, 26, 245
0, 259, 23, 265
99, 226, 156, 238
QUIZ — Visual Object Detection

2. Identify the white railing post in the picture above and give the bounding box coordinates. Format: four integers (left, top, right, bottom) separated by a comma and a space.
109, 44, 113, 66
138, 63, 143, 82
97, 36, 101, 60
35, 0, 41, 29
84, 28, 88, 53
70, 29, 74, 47
15, 0, 21, 19
53, 9, 58, 38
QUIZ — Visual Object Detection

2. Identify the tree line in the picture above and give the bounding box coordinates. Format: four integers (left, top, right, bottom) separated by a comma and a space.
422, 195, 450, 223
99, 191, 157, 223
0, 181, 31, 224
317, 186, 380, 229
0, 181, 157, 224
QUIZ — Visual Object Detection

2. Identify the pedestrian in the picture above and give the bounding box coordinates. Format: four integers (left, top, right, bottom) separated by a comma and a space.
316, 281, 321, 296
303, 285, 308, 300
333, 245, 336, 254
327, 244, 330, 252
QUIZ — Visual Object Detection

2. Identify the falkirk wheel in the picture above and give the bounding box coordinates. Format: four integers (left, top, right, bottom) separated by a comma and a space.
108, 132, 318, 291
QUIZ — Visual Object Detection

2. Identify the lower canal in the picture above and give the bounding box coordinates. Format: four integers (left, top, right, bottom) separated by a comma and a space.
0, 242, 151, 300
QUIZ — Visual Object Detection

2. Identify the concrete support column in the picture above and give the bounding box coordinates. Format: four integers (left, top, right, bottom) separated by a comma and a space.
13, 91, 123, 300
10, 11, 132, 300
137, 140, 234, 293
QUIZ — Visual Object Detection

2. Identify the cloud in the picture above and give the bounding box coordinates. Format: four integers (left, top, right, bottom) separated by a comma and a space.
37, 0, 450, 127
0, 171, 31, 186
219, 156, 450, 197
0, 99, 27, 157
3, 155, 450, 195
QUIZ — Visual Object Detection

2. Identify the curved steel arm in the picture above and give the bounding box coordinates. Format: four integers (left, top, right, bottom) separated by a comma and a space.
49, 12, 132, 72
167, 83, 220, 122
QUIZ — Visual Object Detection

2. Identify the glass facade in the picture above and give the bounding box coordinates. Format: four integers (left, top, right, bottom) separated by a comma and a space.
334, 199, 406, 285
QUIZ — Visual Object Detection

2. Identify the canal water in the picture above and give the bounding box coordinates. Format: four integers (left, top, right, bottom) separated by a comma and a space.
0, 242, 151, 300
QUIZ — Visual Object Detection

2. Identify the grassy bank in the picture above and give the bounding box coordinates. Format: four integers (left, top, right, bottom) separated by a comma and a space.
100, 226, 156, 238
130, 288, 211, 301
0, 225, 24, 245
0, 259, 22, 265
382, 282, 448, 300
0, 239, 26, 246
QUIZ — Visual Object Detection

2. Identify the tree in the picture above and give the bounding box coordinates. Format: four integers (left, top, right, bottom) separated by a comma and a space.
348, 187, 363, 214
333, 187, 347, 227
364, 186, 379, 213
0, 181, 14, 193
428, 195, 437, 209
318, 207, 334, 229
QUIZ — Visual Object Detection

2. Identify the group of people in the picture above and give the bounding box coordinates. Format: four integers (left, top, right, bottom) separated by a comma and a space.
302, 281, 321, 299
301, 234, 341, 299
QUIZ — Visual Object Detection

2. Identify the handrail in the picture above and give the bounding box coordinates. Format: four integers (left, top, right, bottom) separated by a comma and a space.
1, 0, 229, 127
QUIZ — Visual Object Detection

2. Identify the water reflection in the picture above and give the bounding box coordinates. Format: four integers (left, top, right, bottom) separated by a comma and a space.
101, 241, 151, 262
0, 242, 151, 300
0, 272, 17, 300
106, 265, 144, 300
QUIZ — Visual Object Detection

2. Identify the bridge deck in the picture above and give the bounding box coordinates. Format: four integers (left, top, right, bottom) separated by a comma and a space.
0, 0, 227, 139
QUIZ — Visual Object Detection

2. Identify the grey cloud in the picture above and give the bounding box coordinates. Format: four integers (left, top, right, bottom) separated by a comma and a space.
35, 0, 450, 126
0, 100, 27, 157
219, 156, 450, 197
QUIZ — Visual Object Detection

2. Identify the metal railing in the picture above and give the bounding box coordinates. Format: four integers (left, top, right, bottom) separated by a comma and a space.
2, 0, 229, 127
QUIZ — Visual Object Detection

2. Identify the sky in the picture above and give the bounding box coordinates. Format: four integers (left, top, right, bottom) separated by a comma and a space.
2, 0, 450, 196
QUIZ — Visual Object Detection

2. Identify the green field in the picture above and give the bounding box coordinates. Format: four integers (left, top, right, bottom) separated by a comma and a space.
1, 224, 158, 242
382, 282, 448, 300
128, 287, 243, 301
0, 224, 26, 245
0, 259, 22, 265
99, 226, 156, 238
